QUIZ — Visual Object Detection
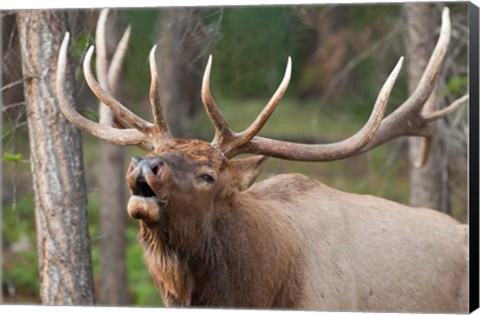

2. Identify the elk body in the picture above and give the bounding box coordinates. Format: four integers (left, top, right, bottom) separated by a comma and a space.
56, 8, 468, 312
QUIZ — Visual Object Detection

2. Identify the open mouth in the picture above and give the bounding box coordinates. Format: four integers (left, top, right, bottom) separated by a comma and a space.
126, 157, 168, 222
133, 171, 168, 205
128, 178, 168, 221
135, 175, 156, 198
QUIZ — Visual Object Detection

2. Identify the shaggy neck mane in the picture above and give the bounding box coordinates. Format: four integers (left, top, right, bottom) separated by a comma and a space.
137, 201, 240, 306
137, 193, 304, 307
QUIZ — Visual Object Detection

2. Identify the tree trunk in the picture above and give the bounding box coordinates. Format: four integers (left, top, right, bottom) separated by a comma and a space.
97, 10, 129, 305
405, 3, 449, 212
156, 8, 205, 138
98, 142, 128, 305
17, 10, 95, 305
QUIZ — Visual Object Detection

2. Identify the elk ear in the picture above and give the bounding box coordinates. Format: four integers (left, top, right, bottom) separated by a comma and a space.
229, 155, 268, 191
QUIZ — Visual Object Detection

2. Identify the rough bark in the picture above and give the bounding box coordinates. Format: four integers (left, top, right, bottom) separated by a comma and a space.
405, 3, 449, 212
97, 10, 129, 305
156, 8, 205, 138
17, 10, 95, 305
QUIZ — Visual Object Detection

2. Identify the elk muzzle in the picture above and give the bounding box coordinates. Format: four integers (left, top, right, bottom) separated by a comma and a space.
126, 156, 167, 222
127, 156, 164, 196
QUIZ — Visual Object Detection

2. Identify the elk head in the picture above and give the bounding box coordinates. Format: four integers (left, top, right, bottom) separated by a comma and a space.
124, 139, 267, 232
55, 8, 465, 236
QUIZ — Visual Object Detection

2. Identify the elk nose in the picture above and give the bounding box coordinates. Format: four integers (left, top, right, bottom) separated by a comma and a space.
127, 157, 165, 197
141, 157, 164, 177
128, 157, 164, 176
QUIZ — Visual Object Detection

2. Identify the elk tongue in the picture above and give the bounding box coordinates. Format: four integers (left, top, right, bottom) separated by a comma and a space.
127, 195, 165, 223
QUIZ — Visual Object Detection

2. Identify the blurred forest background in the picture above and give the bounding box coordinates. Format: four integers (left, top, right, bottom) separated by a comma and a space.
1, 3, 469, 306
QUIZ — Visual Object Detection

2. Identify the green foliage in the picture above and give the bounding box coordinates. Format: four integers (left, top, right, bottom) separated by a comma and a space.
1, 178, 162, 305
126, 231, 163, 306
72, 33, 93, 61
86, 194, 101, 280
347, 4, 399, 29
3, 250, 40, 297
443, 75, 468, 97
2, 196, 40, 297
122, 9, 160, 100
2, 196, 36, 247
82, 109, 100, 122
86, 181, 161, 305
211, 6, 306, 98
3, 152, 25, 162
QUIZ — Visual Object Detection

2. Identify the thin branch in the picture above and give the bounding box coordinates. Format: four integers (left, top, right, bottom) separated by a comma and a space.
1, 101, 26, 112
2, 121, 28, 140
0, 77, 34, 92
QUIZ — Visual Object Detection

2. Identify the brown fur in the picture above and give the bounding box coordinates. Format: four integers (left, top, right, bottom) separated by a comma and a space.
126, 138, 468, 312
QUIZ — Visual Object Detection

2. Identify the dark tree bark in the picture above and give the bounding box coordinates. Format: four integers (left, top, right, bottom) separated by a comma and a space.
17, 10, 95, 304
97, 10, 129, 305
156, 8, 206, 138
2, 12, 24, 118
405, 3, 449, 212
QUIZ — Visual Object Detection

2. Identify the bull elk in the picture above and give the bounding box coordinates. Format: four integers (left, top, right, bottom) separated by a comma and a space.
55, 8, 468, 312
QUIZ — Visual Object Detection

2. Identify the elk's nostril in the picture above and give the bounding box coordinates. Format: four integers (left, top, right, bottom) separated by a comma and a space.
151, 160, 164, 177
128, 156, 143, 174
130, 157, 164, 197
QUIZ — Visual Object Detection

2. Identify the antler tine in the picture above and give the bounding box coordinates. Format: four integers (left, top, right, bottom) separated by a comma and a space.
201, 56, 291, 154
228, 57, 403, 160
409, 7, 451, 110
422, 94, 469, 122
96, 8, 111, 93
414, 94, 468, 168
234, 57, 292, 148
400, 7, 451, 114
108, 25, 131, 97
201, 7, 462, 163
98, 10, 154, 151
201, 55, 234, 147
83, 45, 154, 133
96, 8, 115, 127
56, 33, 147, 146
148, 45, 172, 138
358, 7, 466, 166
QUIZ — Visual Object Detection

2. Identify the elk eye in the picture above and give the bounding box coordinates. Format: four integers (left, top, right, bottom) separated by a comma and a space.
200, 174, 215, 184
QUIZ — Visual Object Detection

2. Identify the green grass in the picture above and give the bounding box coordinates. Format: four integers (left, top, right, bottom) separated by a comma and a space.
192, 97, 366, 141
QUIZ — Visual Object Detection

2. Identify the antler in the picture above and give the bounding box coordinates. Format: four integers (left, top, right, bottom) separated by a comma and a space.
56, 9, 171, 150
359, 7, 468, 166
201, 7, 466, 162
56, 32, 146, 146
95, 8, 151, 152
96, 8, 131, 126
58, 7, 464, 163
203, 55, 402, 160
202, 56, 295, 156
